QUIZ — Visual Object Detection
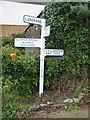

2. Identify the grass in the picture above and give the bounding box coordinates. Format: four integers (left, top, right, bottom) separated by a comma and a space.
2, 79, 89, 118
2, 91, 38, 118
2, 89, 65, 118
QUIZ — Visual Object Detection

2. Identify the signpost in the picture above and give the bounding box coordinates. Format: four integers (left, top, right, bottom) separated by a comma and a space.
23, 15, 46, 26
15, 15, 64, 95
44, 49, 64, 56
14, 38, 42, 47
43, 26, 50, 37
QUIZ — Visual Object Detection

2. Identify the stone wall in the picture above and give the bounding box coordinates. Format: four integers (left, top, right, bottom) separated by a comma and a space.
25, 25, 41, 56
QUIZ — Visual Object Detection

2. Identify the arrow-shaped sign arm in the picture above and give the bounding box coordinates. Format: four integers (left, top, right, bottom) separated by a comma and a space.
23, 15, 46, 26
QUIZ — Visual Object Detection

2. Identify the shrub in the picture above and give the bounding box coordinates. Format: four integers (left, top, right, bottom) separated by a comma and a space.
2, 33, 25, 47
2, 46, 39, 96
2, 103, 17, 118
45, 2, 89, 81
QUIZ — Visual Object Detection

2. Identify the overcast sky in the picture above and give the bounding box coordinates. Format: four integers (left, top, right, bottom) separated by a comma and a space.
2, 0, 89, 3
0, 1, 45, 25
1, 0, 51, 3
0, 0, 88, 25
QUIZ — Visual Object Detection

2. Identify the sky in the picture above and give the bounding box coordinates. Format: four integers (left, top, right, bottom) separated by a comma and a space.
0, 0, 88, 25
1, 0, 51, 3
0, 1, 45, 25
2, 0, 89, 2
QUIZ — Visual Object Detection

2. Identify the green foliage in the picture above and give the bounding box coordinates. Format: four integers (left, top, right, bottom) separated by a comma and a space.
2, 93, 34, 118
44, 56, 82, 90
64, 104, 80, 111
2, 103, 17, 118
2, 33, 25, 53
74, 85, 83, 97
82, 84, 90, 103
2, 3, 90, 118
2, 32, 25, 47
2, 2, 89, 94
2, 46, 39, 96
45, 2, 89, 80
2, 36, 14, 47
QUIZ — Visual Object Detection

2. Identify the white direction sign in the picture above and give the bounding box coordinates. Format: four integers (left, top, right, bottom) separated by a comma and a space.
45, 49, 64, 56
43, 26, 50, 37
14, 38, 42, 47
23, 15, 46, 26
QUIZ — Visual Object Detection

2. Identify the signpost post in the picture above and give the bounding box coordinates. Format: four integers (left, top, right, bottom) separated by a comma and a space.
14, 15, 64, 95
39, 17, 46, 95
